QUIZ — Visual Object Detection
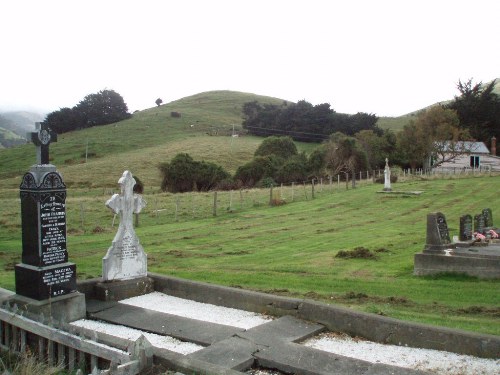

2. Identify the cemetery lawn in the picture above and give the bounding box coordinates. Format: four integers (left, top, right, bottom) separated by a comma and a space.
0, 175, 499, 336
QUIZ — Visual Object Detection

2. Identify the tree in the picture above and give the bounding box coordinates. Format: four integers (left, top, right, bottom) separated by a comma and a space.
159, 153, 230, 192
254, 136, 298, 159
43, 107, 84, 134
324, 132, 368, 176
43, 89, 131, 134
234, 156, 281, 187
155, 98, 163, 107
355, 129, 397, 170
396, 106, 470, 170
75, 89, 131, 127
446, 79, 500, 144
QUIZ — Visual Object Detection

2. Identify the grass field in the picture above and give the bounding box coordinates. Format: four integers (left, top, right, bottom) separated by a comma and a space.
0, 174, 498, 336
0, 91, 498, 337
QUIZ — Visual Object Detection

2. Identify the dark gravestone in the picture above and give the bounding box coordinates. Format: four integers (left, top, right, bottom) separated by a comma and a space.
482, 208, 493, 228
474, 213, 486, 234
14, 123, 77, 301
459, 215, 473, 241
424, 212, 455, 253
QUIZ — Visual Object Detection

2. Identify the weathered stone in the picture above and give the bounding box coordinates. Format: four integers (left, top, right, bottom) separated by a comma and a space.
459, 214, 473, 241
424, 212, 455, 253
102, 171, 147, 281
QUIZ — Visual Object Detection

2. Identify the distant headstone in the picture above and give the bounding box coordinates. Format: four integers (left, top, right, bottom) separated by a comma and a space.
15, 123, 77, 300
459, 214, 473, 241
102, 171, 147, 281
424, 212, 455, 252
383, 158, 392, 192
482, 208, 493, 228
474, 213, 486, 234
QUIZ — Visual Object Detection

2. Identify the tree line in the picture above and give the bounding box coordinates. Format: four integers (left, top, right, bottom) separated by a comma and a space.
43, 89, 131, 134
160, 78, 499, 192
242, 100, 380, 142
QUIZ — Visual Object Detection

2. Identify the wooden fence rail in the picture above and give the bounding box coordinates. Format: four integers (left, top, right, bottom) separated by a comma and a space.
0, 303, 150, 374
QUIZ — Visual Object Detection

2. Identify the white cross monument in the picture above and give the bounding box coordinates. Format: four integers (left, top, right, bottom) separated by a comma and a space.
102, 171, 147, 281
383, 158, 392, 191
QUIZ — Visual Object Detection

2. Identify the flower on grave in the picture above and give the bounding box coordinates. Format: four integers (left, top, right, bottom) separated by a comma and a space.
474, 232, 486, 241
489, 229, 499, 239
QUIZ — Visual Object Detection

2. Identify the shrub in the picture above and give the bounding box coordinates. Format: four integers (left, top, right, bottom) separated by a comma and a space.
254, 136, 298, 159
234, 156, 280, 187
159, 153, 230, 192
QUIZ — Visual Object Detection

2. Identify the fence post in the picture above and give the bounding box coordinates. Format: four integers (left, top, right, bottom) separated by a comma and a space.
175, 196, 180, 221
345, 173, 349, 190
213, 191, 217, 216
303, 182, 308, 200
269, 185, 273, 206
311, 179, 315, 199
352, 170, 356, 189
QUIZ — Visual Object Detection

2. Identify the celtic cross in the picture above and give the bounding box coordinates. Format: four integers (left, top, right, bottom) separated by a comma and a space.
29, 122, 57, 165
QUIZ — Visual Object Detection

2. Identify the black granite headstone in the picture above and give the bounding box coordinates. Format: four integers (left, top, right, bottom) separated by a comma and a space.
482, 208, 493, 228
14, 124, 77, 301
474, 213, 486, 234
459, 214, 473, 241
424, 212, 455, 252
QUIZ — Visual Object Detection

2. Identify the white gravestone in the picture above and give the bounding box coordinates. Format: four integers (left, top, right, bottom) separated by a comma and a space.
102, 171, 147, 281
383, 158, 392, 191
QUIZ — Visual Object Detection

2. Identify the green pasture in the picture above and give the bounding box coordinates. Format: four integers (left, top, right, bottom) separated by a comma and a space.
0, 175, 499, 335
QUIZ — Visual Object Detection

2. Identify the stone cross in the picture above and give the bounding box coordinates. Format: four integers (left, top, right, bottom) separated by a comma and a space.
383, 158, 392, 191
29, 122, 57, 165
102, 171, 147, 281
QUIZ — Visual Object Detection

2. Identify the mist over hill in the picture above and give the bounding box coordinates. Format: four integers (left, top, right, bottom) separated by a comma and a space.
0, 111, 45, 147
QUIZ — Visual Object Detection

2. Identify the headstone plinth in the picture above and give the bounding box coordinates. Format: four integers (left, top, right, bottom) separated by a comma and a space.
11, 123, 85, 322
415, 211, 500, 278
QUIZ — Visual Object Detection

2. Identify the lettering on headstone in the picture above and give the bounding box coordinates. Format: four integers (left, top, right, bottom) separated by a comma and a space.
459, 214, 473, 241
474, 214, 485, 234
424, 212, 455, 252
436, 214, 450, 243
482, 208, 493, 228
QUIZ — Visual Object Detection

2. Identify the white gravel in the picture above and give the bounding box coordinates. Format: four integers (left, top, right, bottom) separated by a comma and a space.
71, 292, 499, 374
119, 291, 273, 329
71, 319, 203, 355
304, 333, 500, 375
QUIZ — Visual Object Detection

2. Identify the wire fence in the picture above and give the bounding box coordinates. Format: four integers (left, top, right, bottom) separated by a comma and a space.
66, 167, 500, 233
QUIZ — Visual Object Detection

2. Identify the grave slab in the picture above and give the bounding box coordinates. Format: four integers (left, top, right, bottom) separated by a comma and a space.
90, 303, 244, 346
239, 315, 324, 345
255, 342, 427, 375
187, 336, 262, 371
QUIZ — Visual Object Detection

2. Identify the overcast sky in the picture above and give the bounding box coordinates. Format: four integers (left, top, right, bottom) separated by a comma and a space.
1, 0, 499, 117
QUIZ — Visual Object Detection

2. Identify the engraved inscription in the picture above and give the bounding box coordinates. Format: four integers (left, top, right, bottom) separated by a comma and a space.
42, 266, 74, 297
40, 193, 67, 265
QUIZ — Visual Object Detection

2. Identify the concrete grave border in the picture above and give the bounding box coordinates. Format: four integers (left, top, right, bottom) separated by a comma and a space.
78, 272, 499, 360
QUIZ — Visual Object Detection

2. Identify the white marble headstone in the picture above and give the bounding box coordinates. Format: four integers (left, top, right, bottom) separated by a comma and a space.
102, 171, 147, 281
383, 158, 392, 191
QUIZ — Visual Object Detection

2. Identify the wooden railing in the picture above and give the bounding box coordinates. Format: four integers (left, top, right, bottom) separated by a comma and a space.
0, 302, 152, 375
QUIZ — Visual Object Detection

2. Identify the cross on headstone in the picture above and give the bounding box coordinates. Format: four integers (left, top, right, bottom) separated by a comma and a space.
29, 122, 57, 165
102, 170, 147, 281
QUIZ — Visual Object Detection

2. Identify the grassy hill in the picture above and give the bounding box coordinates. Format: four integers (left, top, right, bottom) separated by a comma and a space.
0, 91, 304, 189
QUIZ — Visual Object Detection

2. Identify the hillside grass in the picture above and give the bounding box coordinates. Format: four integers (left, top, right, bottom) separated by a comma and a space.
0, 175, 499, 335
0, 90, 498, 337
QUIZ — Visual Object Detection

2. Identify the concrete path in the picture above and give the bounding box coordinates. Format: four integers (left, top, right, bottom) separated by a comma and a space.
88, 299, 427, 374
